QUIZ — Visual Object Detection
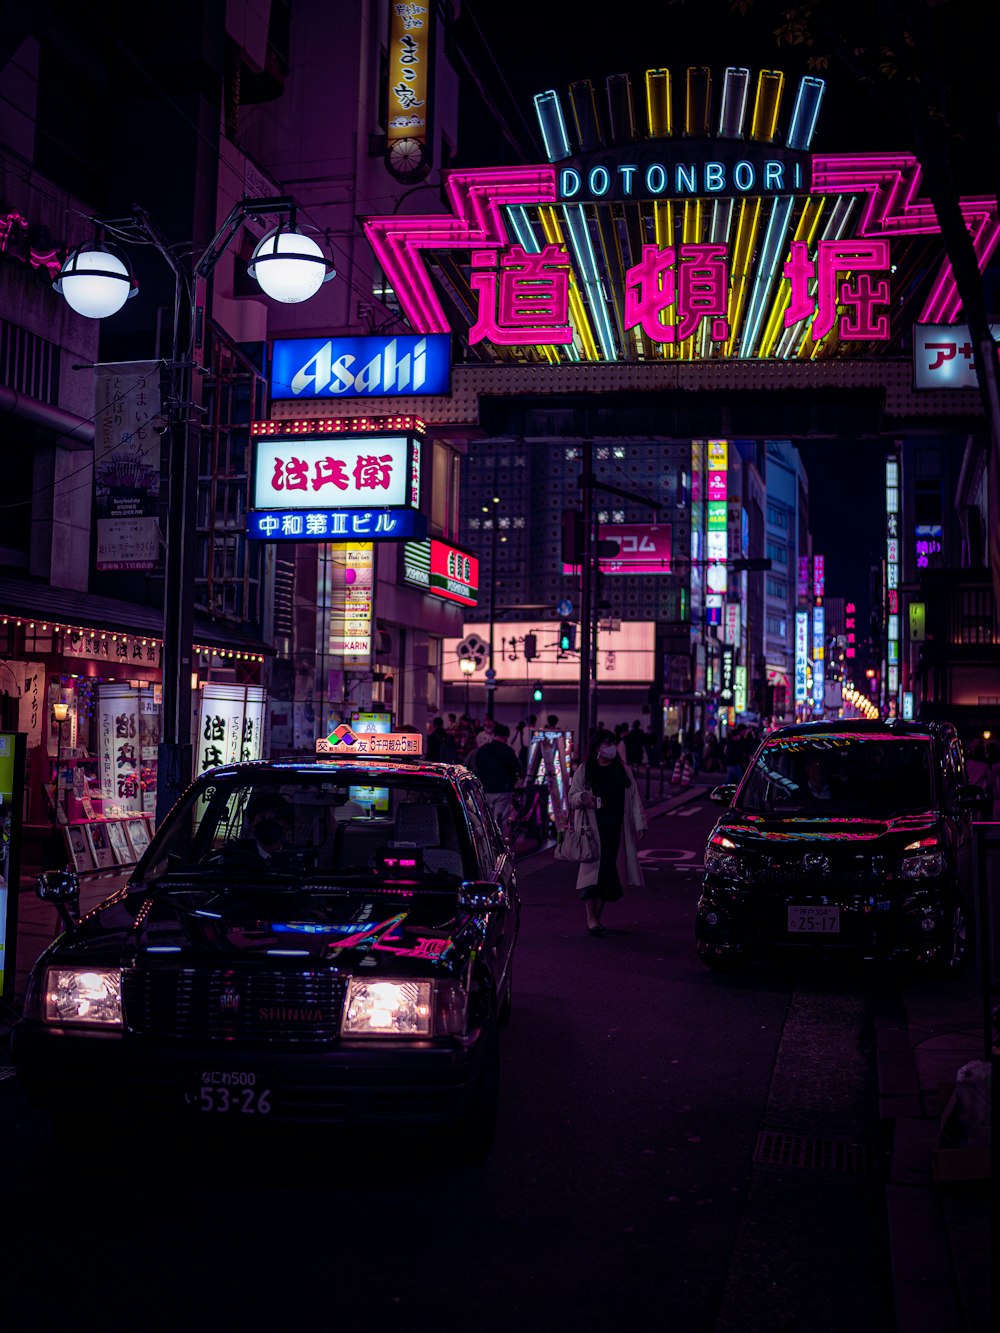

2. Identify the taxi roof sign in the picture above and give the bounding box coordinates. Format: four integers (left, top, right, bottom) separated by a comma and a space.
317, 723, 423, 757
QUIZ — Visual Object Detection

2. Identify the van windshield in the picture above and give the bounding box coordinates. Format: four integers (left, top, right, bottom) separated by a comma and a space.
736, 734, 936, 816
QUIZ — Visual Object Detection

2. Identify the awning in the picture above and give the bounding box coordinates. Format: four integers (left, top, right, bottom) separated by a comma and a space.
0, 576, 275, 657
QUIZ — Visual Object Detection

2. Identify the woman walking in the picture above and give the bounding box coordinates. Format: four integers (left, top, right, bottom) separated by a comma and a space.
568, 728, 648, 935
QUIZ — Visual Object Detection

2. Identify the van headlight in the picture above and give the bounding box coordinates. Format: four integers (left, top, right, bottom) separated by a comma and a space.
44, 968, 122, 1026
900, 851, 946, 880
705, 846, 739, 878
341, 979, 468, 1037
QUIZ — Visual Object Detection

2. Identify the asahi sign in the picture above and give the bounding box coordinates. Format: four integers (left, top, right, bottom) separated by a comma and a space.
270, 334, 451, 400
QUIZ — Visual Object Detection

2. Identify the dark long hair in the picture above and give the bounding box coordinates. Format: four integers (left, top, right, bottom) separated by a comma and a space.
584, 728, 630, 790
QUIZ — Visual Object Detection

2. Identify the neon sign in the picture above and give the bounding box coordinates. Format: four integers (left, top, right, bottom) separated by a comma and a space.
361, 67, 999, 363
270, 335, 451, 399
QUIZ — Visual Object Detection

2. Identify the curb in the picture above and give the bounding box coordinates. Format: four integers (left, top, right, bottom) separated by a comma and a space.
873, 998, 964, 1333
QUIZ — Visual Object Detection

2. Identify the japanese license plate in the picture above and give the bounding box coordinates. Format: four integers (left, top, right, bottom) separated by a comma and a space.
185, 1070, 272, 1115
787, 905, 840, 934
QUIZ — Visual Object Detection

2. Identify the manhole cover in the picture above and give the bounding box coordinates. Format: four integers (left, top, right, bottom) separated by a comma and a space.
753, 1129, 880, 1175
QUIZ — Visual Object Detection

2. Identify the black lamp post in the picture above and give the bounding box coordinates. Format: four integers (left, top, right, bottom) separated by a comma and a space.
53, 199, 335, 824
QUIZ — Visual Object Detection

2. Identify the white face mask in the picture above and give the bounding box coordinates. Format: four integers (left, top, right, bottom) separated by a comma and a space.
598, 744, 618, 760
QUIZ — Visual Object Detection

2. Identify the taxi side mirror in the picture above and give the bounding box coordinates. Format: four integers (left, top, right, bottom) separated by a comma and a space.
458, 881, 506, 911
38, 870, 80, 906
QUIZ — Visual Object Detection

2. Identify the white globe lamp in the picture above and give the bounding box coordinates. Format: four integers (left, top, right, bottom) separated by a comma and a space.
247, 225, 335, 304
54, 244, 137, 318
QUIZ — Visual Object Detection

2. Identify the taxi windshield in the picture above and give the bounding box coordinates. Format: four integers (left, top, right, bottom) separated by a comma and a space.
736, 734, 936, 816
142, 771, 473, 884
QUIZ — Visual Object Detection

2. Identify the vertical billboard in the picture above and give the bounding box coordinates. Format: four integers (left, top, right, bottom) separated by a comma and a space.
385, 1, 432, 177
795, 610, 809, 702
885, 457, 900, 705
705, 439, 728, 624
812, 604, 825, 711
689, 440, 704, 625
329, 542, 374, 666
0, 732, 26, 999
94, 362, 164, 571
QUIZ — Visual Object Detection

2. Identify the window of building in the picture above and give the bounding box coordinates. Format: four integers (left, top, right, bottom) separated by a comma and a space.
766, 576, 787, 599
766, 614, 786, 637
431, 441, 460, 538
766, 503, 789, 529
766, 539, 788, 566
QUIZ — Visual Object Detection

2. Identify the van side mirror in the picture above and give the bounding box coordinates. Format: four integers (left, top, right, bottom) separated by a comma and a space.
710, 785, 738, 806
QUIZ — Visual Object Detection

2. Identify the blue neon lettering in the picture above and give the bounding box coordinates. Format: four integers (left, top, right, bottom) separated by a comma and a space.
618, 165, 637, 195
675, 163, 697, 194
733, 160, 755, 191
794, 162, 802, 189
703, 162, 725, 192
559, 167, 581, 198
645, 164, 667, 195
764, 161, 784, 190
588, 166, 610, 196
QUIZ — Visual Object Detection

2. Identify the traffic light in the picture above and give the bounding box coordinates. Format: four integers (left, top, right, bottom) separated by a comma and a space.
532, 683, 543, 704
523, 633, 537, 661
559, 620, 575, 652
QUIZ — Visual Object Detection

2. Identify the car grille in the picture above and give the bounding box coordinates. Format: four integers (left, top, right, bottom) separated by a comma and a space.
742, 852, 885, 890
122, 968, 348, 1044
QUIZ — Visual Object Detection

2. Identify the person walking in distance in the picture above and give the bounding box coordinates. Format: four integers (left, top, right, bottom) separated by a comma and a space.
568, 728, 647, 935
472, 721, 522, 837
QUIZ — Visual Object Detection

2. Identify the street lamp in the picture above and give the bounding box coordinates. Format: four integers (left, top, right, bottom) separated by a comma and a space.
459, 655, 476, 713
53, 198, 335, 825
51, 700, 70, 827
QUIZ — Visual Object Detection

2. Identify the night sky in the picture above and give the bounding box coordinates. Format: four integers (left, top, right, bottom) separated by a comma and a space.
453, 1, 940, 620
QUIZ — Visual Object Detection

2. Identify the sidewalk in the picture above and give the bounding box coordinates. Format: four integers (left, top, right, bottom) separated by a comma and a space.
876, 973, 992, 1333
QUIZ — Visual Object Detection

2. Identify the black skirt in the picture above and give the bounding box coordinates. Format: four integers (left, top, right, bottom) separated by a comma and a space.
579, 805, 624, 902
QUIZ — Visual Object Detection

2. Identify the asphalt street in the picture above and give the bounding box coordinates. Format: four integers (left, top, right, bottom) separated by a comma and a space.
2, 792, 897, 1332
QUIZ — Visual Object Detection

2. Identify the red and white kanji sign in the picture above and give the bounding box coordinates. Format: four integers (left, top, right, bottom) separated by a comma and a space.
625, 244, 730, 343
468, 243, 573, 345
253, 436, 411, 510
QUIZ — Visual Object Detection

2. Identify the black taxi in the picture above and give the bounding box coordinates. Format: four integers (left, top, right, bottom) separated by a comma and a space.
13, 750, 520, 1162
695, 719, 981, 970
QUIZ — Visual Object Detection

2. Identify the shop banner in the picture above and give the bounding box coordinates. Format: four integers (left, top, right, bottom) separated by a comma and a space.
197, 684, 266, 774
63, 631, 162, 668
18, 662, 44, 750
94, 361, 165, 572
97, 683, 142, 814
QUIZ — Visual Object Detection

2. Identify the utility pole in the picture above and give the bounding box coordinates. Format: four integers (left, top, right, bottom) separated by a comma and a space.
578, 441, 593, 760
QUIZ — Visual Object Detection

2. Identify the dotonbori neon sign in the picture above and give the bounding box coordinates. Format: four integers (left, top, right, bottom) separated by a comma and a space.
362, 69, 999, 362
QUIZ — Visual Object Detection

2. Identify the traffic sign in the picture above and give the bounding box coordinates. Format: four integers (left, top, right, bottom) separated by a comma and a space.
556, 598, 573, 617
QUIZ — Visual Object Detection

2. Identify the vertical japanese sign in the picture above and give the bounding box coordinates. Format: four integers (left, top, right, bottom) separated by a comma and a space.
845, 601, 857, 659
795, 611, 809, 703
329, 543, 374, 666
885, 457, 900, 706
734, 665, 748, 715
689, 441, 704, 625
94, 362, 164, 571
812, 554, 825, 600
386, 3, 430, 154
705, 439, 728, 624
812, 605, 825, 712
97, 684, 142, 814
723, 602, 741, 646
17, 662, 44, 749
797, 556, 810, 601
197, 684, 266, 773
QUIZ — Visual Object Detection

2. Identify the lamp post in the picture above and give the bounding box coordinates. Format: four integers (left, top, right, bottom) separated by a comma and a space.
459, 655, 476, 713
53, 199, 334, 824
482, 494, 505, 721
51, 700, 70, 827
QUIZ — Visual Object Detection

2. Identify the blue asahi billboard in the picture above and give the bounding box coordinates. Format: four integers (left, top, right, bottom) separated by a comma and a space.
270, 334, 451, 400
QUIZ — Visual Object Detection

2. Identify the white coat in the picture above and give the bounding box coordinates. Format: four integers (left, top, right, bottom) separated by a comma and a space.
568, 761, 648, 894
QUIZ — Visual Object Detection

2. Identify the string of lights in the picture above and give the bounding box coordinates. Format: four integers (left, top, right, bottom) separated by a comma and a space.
0, 616, 265, 664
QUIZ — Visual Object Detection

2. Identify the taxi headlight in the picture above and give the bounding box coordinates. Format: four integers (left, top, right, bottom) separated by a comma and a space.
340, 979, 469, 1037
900, 851, 946, 880
44, 968, 122, 1026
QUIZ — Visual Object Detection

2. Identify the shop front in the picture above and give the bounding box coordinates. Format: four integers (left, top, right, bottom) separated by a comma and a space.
0, 587, 268, 874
